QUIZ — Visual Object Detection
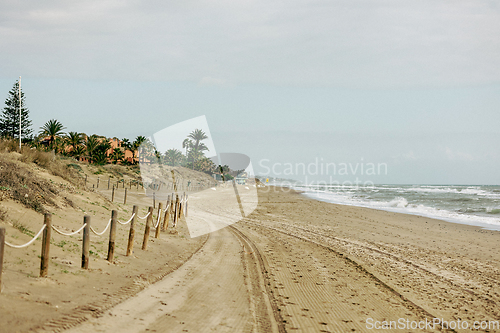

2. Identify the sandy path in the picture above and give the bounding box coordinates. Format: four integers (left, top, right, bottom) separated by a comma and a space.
64, 225, 258, 333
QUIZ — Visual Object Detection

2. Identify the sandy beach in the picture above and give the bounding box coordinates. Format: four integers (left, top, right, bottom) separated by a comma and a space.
1, 184, 499, 332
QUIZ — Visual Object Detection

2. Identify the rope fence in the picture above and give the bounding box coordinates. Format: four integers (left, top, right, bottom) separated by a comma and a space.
85, 175, 215, 207
52, 223, 87, 236
0, 192, 189, 292
137, 212, 150, 220
4, 224, 47, 249
116, 213, 135, 225
90, 219, 112, 236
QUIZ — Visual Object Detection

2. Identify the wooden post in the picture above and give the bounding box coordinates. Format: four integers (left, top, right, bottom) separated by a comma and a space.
97, 177, 99, 188
178, 194, 183, 219
182, 192, 186, 218
162, 195, 170, 230
185, 194, 188, 217
111, 185, 115, 202
153, 192, 156, 209
124, 188, 128, 205
137, 181, 139, 190
82, 215, 90, 269
126, 205, 138, 256
173, 194, 179, 227
177, 194, 182, 219
40, 213, 51, 277
107, 210, 118, 262
142, 207, 154, 250
130, 179, 132, 189
0, 228, 4, 292
155, 202, 163, 238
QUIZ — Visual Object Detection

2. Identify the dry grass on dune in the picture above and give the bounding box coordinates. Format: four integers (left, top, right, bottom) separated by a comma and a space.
0, 139, 91, 215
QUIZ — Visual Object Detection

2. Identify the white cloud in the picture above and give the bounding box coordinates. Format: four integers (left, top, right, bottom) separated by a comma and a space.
198, 76, 226, 86
0, 0, 499, 88
444, 147, 474, 161
402, 151, 418, 160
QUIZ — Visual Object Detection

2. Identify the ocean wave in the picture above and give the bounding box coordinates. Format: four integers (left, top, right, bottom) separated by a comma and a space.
294, 186, 500, 230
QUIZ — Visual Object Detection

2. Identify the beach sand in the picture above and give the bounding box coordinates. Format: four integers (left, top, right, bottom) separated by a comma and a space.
1, 185, 499, 332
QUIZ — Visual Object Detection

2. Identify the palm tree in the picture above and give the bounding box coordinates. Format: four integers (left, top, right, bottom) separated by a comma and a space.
39, 119, 65, 150
182, 138, 192, 157
92, 141, 111, 165
165, 149, 183, 166
188, 129, 208, 153
110, 147, 124, 164
72, 145, 86, 161
53, 136, 68, 154
85, 135, 100, 162
186, 129, 209, 168
133, 136, 147, 164
66, 131, 84, 156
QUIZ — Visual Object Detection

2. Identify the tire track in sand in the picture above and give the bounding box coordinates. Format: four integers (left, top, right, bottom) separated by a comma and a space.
64, 225, 256, 333
235, 222, 444, 332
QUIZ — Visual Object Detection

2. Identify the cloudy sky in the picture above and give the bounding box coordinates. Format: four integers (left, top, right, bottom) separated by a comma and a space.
1, 0, 499, 184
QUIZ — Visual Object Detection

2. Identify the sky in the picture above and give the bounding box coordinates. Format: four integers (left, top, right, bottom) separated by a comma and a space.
1, 0, 499, 184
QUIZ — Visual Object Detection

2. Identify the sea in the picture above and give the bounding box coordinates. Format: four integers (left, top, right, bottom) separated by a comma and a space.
274, 183, 500, 231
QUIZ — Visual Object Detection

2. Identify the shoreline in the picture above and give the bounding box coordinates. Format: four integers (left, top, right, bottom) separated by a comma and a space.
272, 183, 500, 232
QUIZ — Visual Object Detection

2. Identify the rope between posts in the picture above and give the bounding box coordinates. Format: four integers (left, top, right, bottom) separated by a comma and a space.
90, 219, 112, 236
4, 224, 47, 249
116, 213, 136, 225
52, 223, 87, 236
137, 212, 150, 220
152, 210, 162, 229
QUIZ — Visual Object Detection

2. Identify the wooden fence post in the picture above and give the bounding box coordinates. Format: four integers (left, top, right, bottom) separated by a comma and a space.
153, 192, 156, 209
178, 194, 183, 219
40, 213, 51, 277
155, 202, 163, 239
185, 194, 188, 217
111, 185, 115, 202
142, 207, 154, 250
107, 210, 118, 262
82, 215, 90, 269
124, 188, 127, 205
0, 228, 4, 292
126, 205, 138, 256
173, 194, 179, 227
162, 195, 170, 230
182, 192, 186, 218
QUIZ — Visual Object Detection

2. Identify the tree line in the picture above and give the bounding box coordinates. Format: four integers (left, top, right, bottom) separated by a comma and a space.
0, 79, 228, 176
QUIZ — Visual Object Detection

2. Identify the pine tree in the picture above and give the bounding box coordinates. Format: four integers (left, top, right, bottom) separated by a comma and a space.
0, 80, 33, 140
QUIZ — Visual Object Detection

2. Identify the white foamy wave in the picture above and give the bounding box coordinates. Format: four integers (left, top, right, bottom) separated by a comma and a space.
296, 186, 500, 231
